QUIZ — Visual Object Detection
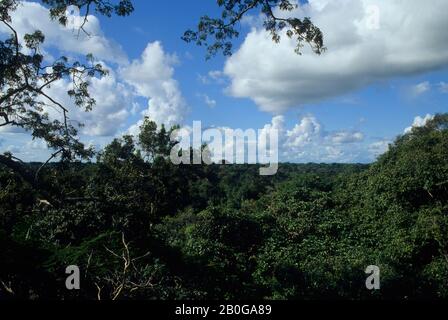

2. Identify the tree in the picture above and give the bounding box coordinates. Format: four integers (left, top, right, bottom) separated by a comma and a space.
332, 114, 448, 298
138, 117, 179, 162
0, 0, 133, 184
182, 0, 325, 58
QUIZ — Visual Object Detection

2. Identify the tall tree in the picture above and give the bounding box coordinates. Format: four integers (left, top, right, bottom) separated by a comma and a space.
0, 0, 133, 183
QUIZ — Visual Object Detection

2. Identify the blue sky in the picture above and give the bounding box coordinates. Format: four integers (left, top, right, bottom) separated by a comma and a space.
1, 0, 447, 163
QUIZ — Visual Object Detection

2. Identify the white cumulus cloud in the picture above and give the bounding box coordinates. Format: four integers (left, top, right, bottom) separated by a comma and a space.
224, 0, 448, 112
121, 42, 188, 129
202, 115, 368, 163
281, 115, 365, 162
41, 64, 133, 137
404, 114, 435, 134
0, 1, 127, 64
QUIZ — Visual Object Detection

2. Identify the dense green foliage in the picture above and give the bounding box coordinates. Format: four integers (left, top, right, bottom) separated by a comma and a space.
1, 114, 447, 300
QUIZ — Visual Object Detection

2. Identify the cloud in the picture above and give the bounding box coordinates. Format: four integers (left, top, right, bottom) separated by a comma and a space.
280, 115, 364, 149
0, 125, 27, 134
198, 70, 226, 85
252, 115, 367, 162
121, 42, 188, 129
1, 4, 187, 136
406, 80, 448, 97
199, 94, 217, 108
1, 63, 133, 138
404, 114, 434, 134
200, 115, 369, 163
41, 64, 132, 137
439, 82, 448, 93
368, 140, 391, 158
330, 131, 364, 144
197, 74, 209, 85
0, 133, 50, 161
409, 81, 430, 97
80, 70, 133, 136
208, 70, 225, 81
284, 116, 322, 149
0, 2, 134, 139
280, 115, 365, 162
224, 0, 448, 112
0, 1, 127, 64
